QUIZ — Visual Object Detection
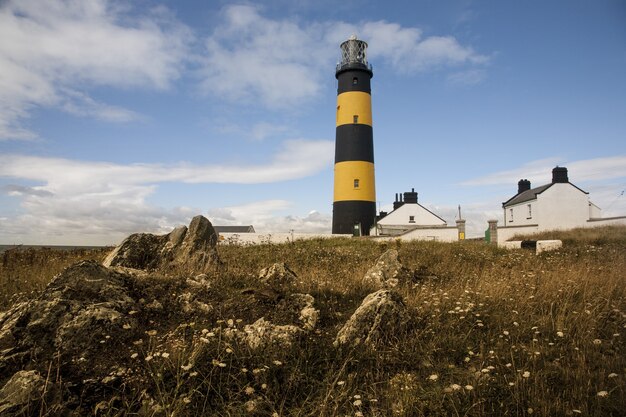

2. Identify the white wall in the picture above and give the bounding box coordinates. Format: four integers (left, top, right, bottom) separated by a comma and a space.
218, 233, 349, 245
536, 184, 589, 230
504, 201, 535, 227
377, 204, 446, 227
371, 226, 458, 243
586, 217, 626, 227
496, 224, 540, 243
589, 202, 602, 219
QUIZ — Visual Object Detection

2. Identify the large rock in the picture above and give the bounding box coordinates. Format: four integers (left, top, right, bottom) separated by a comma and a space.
0, 370, 45, 416
362, 249, 413, 288
258, 263, 297, 290
334, 290, 409, 348
103, 215, 220, 274
0, 261, 137, 377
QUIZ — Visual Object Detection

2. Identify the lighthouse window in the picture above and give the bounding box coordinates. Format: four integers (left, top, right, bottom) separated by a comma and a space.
352, 77, 358, 85
353, 179, 359, 188
353, 115, 358, 123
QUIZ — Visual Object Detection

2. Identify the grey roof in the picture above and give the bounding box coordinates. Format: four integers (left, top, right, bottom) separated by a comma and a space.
214, 225, 256, 233
502, 181, 589, 207
503, 184, 553, 207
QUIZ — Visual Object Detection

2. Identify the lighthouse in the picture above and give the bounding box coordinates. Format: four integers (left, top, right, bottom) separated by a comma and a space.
332, 35, 376, 235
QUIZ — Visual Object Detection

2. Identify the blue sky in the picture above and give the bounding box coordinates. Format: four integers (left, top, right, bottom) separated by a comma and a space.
1, 0, 625, 245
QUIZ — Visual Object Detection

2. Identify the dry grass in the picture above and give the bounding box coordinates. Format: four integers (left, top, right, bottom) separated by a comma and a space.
0, 246, 110, 309
0, 228, 625, 416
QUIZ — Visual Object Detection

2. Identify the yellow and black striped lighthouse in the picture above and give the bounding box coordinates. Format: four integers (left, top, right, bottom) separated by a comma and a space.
332, 35, 376, 235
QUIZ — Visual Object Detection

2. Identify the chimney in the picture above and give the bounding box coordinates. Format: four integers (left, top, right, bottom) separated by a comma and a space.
393, 192, 403, 210
517, 179, 531, 194
403, 188, 418, 204
552, 166, 568, 183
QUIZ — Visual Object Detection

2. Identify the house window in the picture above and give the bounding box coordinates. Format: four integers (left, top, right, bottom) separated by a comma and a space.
409, 215, 415, 223
352, 77, 358, 85
509, 208, 513, 222
353, 115, 358, 123
527, 204, 532, 219
353, 179, 359, 188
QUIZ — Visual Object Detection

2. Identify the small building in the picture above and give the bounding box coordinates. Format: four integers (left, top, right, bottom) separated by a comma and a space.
213, 225, 256, 234
488, 166, 626, 244
371, 189, 465, 242
502, 167, 599, 230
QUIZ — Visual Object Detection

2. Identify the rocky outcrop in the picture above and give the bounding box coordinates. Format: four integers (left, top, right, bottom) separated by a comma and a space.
0, 370, 46, 416
258, 263, 297, 290
334, 290, 409, 348
362, 249, 413, 288
0, 261, 138, 379
103, 215, 220, 274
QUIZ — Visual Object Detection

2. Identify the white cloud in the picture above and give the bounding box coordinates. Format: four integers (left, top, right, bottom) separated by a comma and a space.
0, 0, 191, 140
209, 201, 331, 233
461, 156, 626, 186
361, 21, 488, 72
0, 139, 333, 244
199, 5, 488, 108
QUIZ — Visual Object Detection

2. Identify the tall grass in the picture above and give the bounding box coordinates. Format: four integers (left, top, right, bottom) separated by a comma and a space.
0, 228, 624, 416
0, 246, 110, 309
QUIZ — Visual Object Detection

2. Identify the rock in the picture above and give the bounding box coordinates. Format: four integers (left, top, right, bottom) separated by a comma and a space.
0, 370, 45, 416
258, 263, 296, 289
175, 216, 219, 271
103, 233, 166, 271
225, 293, 318, 350
362, 249, 413, 288
103, 215, 220, 274
177, 292, 212, 315
235, 318, 302, 350
281, 294, 318, 331
186, 273, 212, 290
0, 261, 137, 377
334, 290, 409, 348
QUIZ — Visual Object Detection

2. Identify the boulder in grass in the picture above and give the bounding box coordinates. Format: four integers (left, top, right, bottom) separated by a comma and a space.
103, 215, 220, 274
334, 289, 409, 348
362, 249, 413, 288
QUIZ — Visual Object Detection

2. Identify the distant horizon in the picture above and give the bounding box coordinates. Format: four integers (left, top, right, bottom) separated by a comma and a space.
1, 1, 625, 245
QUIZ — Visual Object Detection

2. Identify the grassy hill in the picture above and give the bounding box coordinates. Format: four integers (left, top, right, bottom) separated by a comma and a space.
0, 227, 624, 416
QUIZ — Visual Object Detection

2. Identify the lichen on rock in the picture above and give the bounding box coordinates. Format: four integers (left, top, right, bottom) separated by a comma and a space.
103, 215, 220, 274
362, 249, 413, 288
334, 289, 409, 348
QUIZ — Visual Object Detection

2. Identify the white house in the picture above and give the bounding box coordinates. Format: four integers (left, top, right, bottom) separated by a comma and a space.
490, 166, 626, 243
502, 167, 598, 230
371, 189, 464, 242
